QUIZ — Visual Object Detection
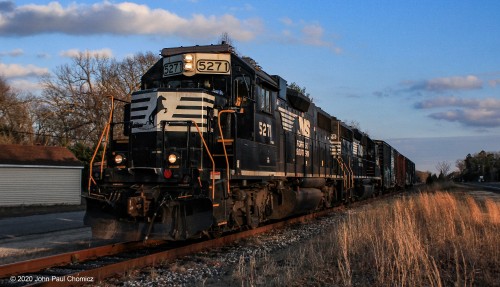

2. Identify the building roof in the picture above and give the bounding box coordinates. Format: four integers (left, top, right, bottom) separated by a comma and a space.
0, 144, 83, 167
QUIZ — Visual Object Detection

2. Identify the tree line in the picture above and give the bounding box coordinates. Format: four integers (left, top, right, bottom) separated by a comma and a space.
0, 51, 158, 162
421, 151, 500, 184
456, 151, 500, 182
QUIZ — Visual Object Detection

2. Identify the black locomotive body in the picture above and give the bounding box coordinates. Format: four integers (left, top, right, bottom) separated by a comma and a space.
84, 44, 415, 241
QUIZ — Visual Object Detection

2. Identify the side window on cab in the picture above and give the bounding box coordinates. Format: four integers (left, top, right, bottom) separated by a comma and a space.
234, 76, 250, 106
259, 85, 274, 114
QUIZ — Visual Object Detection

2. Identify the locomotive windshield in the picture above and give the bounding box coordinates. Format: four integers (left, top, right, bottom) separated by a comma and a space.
155, 74, 229, 96
162, 53, 231, 77
141, 52, 234, 96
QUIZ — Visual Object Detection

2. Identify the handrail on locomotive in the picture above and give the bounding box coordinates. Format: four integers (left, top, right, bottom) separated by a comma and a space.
88, 98, 219, 201
87, 96, 114, 194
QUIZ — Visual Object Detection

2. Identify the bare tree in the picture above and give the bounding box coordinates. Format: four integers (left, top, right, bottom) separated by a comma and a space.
0, 76, 33, 144
37, 51, 158, 146
219, 32, 233, 46
346, 120, 361, 131
38, 52, 110, 146
436, 161, 451, 178
218, 32, 238, 55
104, 52, 158, 100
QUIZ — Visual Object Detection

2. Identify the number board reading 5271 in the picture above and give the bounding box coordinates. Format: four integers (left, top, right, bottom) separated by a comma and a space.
196, 60, 230, 74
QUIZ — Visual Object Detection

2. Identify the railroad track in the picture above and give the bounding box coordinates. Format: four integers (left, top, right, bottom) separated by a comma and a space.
0, 193, 396, 287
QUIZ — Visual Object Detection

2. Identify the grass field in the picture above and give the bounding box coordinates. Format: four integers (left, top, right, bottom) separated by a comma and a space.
236, 184, 500, 286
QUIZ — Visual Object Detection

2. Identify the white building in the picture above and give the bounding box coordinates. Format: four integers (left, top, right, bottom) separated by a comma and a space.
0, 145, 84, 206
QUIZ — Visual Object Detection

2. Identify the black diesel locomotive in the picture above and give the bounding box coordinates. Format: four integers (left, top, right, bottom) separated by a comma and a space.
84, 43, 415, 241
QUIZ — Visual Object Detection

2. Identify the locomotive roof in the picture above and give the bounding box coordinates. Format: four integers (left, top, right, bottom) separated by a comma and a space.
160, 43, 232, 57
0, 144, 83, 167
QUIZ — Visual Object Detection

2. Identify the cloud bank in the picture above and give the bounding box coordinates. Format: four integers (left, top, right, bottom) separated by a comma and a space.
408, 75, 483, 92
279, 18, 341, 53
0, 1, 261, 41
391, 74, 500, 130
0, 62, 49, 78
415, 96, 500, 128
60, 48, 114, 58
0, 48, 23, 57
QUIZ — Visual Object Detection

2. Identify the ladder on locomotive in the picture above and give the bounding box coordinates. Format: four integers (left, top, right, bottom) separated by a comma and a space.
215, 109, 237, 196
332, 142, 354, 195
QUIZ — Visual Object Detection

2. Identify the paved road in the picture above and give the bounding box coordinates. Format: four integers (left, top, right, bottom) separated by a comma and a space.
0, 211, 85, 240
461, 182, 500, 193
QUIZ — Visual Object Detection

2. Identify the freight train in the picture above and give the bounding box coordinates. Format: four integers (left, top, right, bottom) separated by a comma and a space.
84, 43, 415, 241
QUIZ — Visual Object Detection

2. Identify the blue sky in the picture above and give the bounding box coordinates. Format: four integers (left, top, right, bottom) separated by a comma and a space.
1, 0, 499, 173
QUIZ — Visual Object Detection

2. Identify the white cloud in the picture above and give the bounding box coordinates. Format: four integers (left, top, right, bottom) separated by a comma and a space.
409, 75, 483, 92
414, 96, 500, 128
0, 62, 49, 78
302, 24, 325, 45
0, 1, 261, 41
414, 96, 500, 109
278, 20, 341, 53
280, 17, 293, 26
429, 108, 500, 128
228, 3, 255, 12
489, 78, 500, 87
301, 24, 341, 53
7, 78, 44, 92
60, 48, 113, 58
0, 48, 23, 57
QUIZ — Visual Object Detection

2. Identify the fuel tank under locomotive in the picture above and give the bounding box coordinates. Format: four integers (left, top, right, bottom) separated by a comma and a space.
268, 178, 326, 220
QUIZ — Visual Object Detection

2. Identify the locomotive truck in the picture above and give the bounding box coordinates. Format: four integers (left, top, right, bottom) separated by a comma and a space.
84, 43, 415, 241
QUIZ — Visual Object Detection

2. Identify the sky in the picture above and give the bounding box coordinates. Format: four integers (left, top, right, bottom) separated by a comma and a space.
1, 0, 499, 173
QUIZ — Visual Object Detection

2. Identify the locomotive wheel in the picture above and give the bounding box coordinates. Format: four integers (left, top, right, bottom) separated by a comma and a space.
209, 226, 223, 239
208, 217, 224, 238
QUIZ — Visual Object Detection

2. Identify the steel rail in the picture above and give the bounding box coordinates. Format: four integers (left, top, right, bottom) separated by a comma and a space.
37, 205, 354, 287
0, 192, 400, 287
0, 240, 165, 278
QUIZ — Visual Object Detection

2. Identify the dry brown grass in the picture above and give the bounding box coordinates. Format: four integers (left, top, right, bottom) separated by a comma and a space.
235, 190, 500, 286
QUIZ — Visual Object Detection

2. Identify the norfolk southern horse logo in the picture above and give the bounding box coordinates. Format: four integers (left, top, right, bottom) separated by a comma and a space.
148, 96, 168, 125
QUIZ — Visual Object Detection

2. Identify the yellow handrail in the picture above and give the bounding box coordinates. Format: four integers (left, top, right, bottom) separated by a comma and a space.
348, 157, 354, 189
217, 110, 236, 195
191, 121, 216, 200
337, 156, 354, 192
88, 96, 114, 193
336, 157, 347, 190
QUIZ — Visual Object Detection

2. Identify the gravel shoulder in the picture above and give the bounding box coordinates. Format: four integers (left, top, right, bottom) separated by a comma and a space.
96, 207, 351, 287
93, 187, 500, 287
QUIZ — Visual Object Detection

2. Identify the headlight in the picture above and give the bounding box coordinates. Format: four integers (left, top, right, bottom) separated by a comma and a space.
114, 154, 124, 164
184, 62, 193, 71
168, 153, 177, 164
183, 54, 193, 62
183, 54, 194, 71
